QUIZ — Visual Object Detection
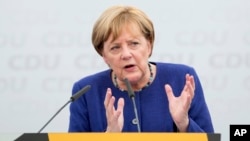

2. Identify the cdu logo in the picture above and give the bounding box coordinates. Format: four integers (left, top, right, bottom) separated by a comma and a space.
230, 124, 250, 141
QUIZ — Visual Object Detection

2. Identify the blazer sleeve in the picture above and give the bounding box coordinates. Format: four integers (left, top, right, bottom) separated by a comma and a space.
186, 67, 214, 133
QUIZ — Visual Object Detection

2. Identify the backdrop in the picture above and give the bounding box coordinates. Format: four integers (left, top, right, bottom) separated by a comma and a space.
1, 1, 249, 141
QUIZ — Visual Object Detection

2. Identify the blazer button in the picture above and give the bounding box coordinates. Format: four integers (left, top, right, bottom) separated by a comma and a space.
132, 118, 138, 125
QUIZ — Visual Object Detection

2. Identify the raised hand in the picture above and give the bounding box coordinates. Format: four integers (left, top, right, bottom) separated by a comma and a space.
165, 74, 195, 132
104, 88, 125, 132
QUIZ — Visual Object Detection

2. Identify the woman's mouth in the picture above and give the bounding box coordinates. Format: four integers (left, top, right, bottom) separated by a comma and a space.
124, 64, 136, 71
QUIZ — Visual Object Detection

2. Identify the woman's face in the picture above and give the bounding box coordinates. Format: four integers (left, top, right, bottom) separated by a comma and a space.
102, 23, 152, 84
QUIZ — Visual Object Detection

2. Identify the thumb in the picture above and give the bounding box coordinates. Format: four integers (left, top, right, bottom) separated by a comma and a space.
165, 84, 174, 100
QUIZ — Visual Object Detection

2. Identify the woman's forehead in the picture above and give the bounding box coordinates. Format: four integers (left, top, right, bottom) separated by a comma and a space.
108, 23, 143, 41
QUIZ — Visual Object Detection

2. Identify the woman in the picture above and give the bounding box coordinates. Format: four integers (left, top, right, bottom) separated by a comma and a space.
68, 5, 214, 133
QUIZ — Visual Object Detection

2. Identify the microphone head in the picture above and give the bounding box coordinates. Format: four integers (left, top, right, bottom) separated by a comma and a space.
124, 78, 135, 98
70, 85, 91, 102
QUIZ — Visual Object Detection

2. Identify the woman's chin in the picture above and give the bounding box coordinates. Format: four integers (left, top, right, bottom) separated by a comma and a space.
124, 75, 141, 83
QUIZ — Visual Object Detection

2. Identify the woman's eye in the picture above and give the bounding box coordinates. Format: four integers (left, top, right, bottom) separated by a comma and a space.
110, 46, 121, 53
132, 42, 139, 45
111, 46, 119, 50
129, 42, 139, 49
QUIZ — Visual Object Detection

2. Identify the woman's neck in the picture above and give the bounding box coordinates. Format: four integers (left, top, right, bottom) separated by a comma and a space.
113, 63, 155, 91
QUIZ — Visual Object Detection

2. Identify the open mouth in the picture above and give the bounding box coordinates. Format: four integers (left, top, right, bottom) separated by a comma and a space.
124, 64, 135, 69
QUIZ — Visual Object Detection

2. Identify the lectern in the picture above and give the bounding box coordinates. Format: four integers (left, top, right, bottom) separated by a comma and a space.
15, 133, 221, 141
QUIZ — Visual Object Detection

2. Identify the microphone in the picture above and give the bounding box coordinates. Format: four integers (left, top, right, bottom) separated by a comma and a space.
124, 78, 141, 132
37, 85, 91, 133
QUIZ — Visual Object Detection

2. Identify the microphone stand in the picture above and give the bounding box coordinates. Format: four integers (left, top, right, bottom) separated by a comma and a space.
37, 85, 91, 133
37, 101, 70, 133
124, 78, 141, 132
130, 95, 141, 132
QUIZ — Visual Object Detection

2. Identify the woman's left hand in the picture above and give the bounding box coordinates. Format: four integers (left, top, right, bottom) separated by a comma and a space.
164, 74, 195, 132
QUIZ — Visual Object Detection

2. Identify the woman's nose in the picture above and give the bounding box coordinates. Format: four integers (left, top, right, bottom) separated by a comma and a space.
121, 46, 132, 60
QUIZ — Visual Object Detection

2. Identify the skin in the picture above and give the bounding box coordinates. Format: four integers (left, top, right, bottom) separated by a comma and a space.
165, 74, 195, 132
102, 23, 195, 132
102, 24, 152, 90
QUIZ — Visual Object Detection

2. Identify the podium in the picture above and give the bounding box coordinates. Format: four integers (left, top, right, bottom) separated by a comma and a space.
15, 133, 221, 141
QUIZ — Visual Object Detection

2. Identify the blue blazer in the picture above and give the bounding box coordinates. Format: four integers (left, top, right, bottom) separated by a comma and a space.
68, 62, 214, 132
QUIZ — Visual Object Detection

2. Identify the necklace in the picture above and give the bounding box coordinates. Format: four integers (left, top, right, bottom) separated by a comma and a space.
113, 63, 153, 91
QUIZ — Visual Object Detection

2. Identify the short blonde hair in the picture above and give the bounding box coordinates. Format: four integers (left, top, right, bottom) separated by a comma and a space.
92, 5, 155, 56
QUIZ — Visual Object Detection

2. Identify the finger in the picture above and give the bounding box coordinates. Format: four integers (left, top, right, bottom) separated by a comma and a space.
185, 73, 190, 81
186, 81, 194, 100
182, 82, 188, 92
182, 74, 191, 92
165, 84, 174, 100
117, 98, 125, 113
186, 74, 195, 91
107, 96, 115, 117
184, 83, 193, 107
104, 88, 112, 108
114, 98, 124, 120
184, 77, 193, 102
190, 75, 195, 91
186, 76, 195, 99
111, 99, 123, 122
183, 92, 192, 110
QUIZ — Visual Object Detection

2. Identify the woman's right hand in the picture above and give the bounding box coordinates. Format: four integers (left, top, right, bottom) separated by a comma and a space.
104, 88, 125, 132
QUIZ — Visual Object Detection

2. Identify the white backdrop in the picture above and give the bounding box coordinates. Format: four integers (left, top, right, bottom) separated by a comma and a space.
0, 0, 250, 141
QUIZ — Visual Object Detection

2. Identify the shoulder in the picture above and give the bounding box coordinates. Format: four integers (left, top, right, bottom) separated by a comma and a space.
153, 62, 200, 83
154, 62, 195, 74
